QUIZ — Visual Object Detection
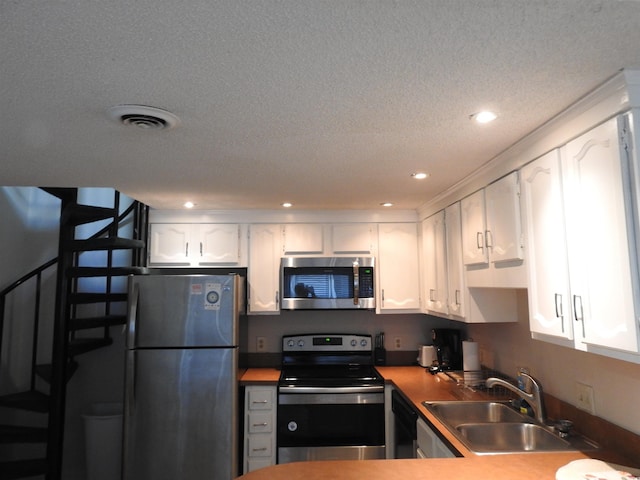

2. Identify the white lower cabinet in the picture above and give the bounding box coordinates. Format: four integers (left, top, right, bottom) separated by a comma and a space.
416, 418, 455, 458
243, 386, 277, 473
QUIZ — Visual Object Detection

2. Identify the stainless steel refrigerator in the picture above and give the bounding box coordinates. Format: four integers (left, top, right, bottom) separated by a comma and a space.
123, 274, 241, 480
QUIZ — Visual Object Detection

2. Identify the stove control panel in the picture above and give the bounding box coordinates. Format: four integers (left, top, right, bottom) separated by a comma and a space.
282, 334, 372, 352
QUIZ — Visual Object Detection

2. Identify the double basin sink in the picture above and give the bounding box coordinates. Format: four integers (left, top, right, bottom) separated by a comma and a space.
422, 401, 596, 454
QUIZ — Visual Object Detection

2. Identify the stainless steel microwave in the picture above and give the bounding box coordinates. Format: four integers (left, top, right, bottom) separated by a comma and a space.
280, 257, 375, 310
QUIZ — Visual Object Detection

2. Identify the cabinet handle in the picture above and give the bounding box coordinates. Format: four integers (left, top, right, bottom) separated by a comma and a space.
200, 242, 203, 256
185, 242, 189, 257
455, 289, 461, 306
275, 291, 279, 307
555, 293, 564, 333
252, 447, 268, 452
573, 294, 586, 337
381, 288, 385, 307
485, 230, 493, 248
429, 289, 436, 302
252, 400, 269, 404
252, 422, 269, 427
476, 232, 484, 250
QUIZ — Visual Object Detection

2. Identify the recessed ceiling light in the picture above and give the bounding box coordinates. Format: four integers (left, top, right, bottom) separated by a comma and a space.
380, 202, 393, 207
184, 201, 195, 209
470, 111, 497, 124
411, 172, 429, 180
282, 202, 293, 208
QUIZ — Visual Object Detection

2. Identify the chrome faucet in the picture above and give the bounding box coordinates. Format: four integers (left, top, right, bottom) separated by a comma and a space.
485, 372, 547, 424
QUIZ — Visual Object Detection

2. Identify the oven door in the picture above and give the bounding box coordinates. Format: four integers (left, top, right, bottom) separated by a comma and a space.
277, 391, 385, 463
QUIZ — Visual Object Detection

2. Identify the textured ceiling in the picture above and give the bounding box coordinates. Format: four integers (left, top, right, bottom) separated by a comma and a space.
2, 1, 640, 210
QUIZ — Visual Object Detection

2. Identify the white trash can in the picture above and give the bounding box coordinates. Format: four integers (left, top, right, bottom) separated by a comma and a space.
82, 402, 123, 480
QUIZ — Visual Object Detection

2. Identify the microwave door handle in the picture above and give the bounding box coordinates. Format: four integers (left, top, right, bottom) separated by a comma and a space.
353, 261, 359, 305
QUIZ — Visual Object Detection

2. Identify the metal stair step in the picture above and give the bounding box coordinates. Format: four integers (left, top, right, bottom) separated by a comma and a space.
0, 458, 48, 480
68, 292, 128, 304
67, 237, 145, 252
68, 266, 148, 277
61, 204, 115, 226
69, 315, 127, 331
68, 337, 113, 356
0, 425, 47, 444
0, 391, 49, 413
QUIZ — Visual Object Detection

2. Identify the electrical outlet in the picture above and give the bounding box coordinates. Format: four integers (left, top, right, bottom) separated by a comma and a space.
256, 336, 266, 352
575, 382, 596, 414
394, 336, 402, 349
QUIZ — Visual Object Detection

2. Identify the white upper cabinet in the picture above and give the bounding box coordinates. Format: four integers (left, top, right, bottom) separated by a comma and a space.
282, 224, 324, 255
445, 202, 465, 318
248, 224, 282, 314
461, 173, 524, 267
421, 212, 447, 315
461, 172, 526, 287
331, 224, 376, 254
521, 150, 573, 343
460, 190, 488, 266
149, 223, 243, 266
562, 116, 639, 355
378, 223, 421, 312
485, 172, 524, 264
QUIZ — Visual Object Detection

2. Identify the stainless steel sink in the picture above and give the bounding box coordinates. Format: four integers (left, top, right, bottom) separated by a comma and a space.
456, 422, 572, 453
421, 400, 591, 454
423, 401, 528, 425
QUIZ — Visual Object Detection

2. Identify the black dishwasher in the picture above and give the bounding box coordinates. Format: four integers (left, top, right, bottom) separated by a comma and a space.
391, 389, 418, 459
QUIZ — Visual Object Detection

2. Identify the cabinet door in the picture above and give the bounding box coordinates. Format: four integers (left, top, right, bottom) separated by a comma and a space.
148, 224, 191, 265
485, 172, 524, 264
421, 213, 447, 314
282, 224, 324, 254
563, 117, 639, 353
460, 190, 488, 266
248, 225, 282, 314
521, 151, 573, 341
332, 224, 375, 254
378, 223, 421, 311
445, 202, 465, 318
198, 224, 241, 265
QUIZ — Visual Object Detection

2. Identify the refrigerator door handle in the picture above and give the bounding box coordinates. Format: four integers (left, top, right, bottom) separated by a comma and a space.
127, 282, 140, 348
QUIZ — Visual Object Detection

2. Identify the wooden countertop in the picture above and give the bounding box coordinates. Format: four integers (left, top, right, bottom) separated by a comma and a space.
238, 454, 587, 480
237, 366, 627, 479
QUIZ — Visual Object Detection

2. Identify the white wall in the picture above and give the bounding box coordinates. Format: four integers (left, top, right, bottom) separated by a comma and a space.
468, 290, 640, 436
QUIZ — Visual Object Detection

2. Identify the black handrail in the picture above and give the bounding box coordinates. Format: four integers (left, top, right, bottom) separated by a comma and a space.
0, 258, 58, 369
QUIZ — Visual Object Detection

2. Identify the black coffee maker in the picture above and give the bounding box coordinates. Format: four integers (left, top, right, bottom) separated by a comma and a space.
428, 328, 463, 374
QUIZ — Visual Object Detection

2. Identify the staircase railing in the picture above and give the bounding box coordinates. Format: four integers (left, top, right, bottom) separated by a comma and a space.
0, 257, 58, 391
0, 188, 148, 480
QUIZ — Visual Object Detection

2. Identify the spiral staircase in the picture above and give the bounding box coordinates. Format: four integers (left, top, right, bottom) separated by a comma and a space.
0, 188, 148, 480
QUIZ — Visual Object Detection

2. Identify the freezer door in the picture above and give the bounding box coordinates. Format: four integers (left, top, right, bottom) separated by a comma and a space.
127, 274, 239, 348
123, 348, 237, 480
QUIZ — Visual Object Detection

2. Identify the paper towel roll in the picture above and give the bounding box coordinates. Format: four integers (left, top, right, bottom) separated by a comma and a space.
462, 341, 480, 371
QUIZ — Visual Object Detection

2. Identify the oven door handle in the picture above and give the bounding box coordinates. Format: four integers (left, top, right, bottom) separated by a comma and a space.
278, 385, 384, 394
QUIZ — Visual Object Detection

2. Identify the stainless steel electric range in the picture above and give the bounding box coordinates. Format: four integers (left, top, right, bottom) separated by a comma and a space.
277, 333, 386, 464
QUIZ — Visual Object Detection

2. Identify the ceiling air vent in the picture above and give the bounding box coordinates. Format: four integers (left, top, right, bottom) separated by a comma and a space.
107, 105, 180, 130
